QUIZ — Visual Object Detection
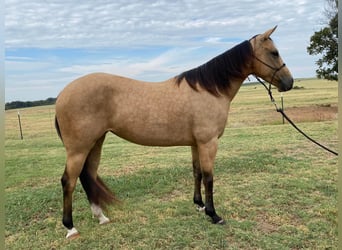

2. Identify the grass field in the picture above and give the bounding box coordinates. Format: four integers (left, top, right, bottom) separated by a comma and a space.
5, 78, 338, 249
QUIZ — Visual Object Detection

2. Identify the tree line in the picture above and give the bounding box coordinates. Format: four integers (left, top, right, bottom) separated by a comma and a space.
5, 97, 56, 110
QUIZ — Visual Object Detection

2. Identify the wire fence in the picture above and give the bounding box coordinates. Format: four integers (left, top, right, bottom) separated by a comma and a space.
5, 106, 58, 141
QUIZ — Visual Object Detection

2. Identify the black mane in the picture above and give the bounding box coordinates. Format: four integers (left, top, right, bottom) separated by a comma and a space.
175, 40, 253, 96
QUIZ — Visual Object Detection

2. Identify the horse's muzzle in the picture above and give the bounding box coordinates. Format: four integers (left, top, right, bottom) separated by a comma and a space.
279, 77, 294, 92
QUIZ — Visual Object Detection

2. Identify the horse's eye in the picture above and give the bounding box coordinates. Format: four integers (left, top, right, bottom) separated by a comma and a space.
271, 51, 279, 57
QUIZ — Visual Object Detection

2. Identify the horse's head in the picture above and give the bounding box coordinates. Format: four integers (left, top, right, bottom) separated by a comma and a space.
250, 26, 293, 92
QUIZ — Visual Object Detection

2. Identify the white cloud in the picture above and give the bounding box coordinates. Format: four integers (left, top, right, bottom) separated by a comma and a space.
5, 0, 324, 49
57, 47, 209, 81
5, 0, 327, 101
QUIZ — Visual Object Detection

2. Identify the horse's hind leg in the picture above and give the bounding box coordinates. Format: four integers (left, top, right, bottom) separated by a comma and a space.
191, 146, 205, 211
61, 152, 87, 239
79, 134, 116, 225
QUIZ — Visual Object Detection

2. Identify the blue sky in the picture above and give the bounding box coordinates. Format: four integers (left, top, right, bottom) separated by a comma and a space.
5, 0, 326, 102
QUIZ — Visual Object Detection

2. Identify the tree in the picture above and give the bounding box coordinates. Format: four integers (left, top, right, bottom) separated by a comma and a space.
307, 0, 338, 80
5, 97, 57, 110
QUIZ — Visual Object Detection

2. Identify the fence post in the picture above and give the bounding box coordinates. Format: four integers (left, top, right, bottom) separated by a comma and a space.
281, 94, 284, 124
17, 110, 23, 140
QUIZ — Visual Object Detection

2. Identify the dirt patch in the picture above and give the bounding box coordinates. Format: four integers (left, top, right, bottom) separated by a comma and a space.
283, 104, 337, 123
229, 103, 337, 127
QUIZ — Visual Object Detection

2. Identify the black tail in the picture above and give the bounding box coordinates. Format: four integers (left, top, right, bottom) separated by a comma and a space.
79, 167, 117, 209
55, 116, 63, 142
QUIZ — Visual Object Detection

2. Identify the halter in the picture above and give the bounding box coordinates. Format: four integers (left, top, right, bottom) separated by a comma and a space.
249, 36, 286, 88
253, 56, 286, 85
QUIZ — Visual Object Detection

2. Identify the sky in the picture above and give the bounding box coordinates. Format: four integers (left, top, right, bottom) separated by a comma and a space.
5, 0, 327, 102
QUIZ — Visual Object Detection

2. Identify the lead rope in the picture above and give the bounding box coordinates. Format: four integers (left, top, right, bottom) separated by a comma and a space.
254, 75, 338, 156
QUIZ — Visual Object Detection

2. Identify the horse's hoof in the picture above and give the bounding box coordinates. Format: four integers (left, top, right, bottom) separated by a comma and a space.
196, 205, 205, 212
99, 217, 110, 225
211, 215, 225, 225
66, 227, 80, 239
216, 219, 225, 225
67, 232, 80, 240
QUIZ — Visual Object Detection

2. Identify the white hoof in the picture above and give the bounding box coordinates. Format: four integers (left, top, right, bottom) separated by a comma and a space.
66, 227, 79, 239
99, 214, 110, 225
196, 206, 206, 212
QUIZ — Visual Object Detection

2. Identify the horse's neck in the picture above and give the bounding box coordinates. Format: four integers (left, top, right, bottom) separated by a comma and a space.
226, 77, 247, 101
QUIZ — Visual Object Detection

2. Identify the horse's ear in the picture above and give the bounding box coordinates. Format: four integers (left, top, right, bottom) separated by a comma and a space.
261, 26, 277, 40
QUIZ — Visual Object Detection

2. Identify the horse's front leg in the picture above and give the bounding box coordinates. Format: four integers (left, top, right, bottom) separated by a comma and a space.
191, 146, 205, 211
198, 139, 225, 224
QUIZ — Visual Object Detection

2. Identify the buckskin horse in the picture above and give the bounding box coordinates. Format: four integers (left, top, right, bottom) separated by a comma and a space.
55, 26, 293, 238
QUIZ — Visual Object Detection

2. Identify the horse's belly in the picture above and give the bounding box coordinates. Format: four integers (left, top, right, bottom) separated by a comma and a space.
110, 118, 194, 147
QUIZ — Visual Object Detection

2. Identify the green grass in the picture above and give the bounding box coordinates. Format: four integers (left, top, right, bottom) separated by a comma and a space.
5, 78, 337, 249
